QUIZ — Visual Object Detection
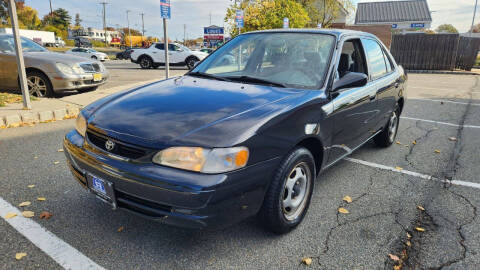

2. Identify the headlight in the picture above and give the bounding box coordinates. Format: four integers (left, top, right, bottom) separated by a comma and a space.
75, 113, 87, 137
56, 63, 74, 75
98, 62, 106, 72
71, 63, 83, 74
152, 146, 249, 173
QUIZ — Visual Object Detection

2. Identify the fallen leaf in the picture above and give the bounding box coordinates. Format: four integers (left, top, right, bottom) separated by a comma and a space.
39, 211, 53, 220
27, 184, 35, 188
37, 197, 46, 201
434, 149, 441, 153
5, 212, 17, 219
343, 195, 352, 203
448, 137, 457, 141
412, 140, 417, 145
393, 265, 401, 270
34, 156, 38, 159
57, 149, 64, 152
388, 254, 400, 261
117, 226, 124, 232
53, 161, 60, 165
405, 145, 409, 148
15, 253, 27, 260
338, 207, 349, 214
417, 205, 425, 211
415, 227, 425, 232
407, 232, 412, 238
18, 201, 31, 207
395, 166, 403, 171
406, 240, 411, 247
301, 257, 312, 265
22, 211, 34, 218
396, 141, 402, 145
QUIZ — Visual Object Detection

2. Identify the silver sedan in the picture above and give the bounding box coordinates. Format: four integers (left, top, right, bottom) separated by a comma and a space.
0, 34, 109, 97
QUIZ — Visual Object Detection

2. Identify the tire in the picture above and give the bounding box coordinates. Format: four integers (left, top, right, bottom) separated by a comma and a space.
259, 147, 315, 234
26, 71, 54, 97
186, 56, 199, 70
373, 107, 400, 147
139, 56, 153, 69
91, 56, 97, 60
77, 86, 98, 93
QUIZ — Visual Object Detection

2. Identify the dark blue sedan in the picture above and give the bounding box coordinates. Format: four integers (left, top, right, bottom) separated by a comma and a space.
64, 29, 406, 234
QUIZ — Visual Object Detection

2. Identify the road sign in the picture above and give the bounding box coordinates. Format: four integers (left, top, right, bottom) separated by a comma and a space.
160, 0, 171, 19
283, 18, 289, 28
410, 23, 424, 28
235, 10, 244, 28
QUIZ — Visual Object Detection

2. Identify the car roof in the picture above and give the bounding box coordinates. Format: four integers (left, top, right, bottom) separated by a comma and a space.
242, 28, 377, 39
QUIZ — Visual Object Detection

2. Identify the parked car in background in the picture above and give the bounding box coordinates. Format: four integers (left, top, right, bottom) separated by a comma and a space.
63, 29, 406, 234
115, 48, 135, 60
55, 37, 66, 47
66, 48, 109, 61
199, 48, 214, 54
130, 43, 208, 69
74, 37, 92, 48
0, 34, 109, 97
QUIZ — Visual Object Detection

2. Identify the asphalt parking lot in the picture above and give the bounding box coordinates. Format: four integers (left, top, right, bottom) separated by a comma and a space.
1, 73, 479, 269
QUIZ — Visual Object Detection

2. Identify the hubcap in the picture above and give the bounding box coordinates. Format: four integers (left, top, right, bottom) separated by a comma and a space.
188, 59, 196, 68
282, 162, 311, 221
388, 111, 398, 142
141, 58, 150, 68
27, 76, 47, 97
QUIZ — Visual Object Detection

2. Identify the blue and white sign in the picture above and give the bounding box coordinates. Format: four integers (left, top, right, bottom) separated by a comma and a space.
204, 27, 224, 35
411, 23, 425, 28
283, 18, 289, 28
160, 0, 171, 19
392, 24, 398, 29
235, 10, 244, 28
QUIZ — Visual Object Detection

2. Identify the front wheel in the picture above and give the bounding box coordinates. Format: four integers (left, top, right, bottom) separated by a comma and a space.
259, 147, 315, 234
91, 56, 97, 60
26, 71, 54, 97
139, 56, 153, 69
186, 56, 199, 70
374, 108, 400, 147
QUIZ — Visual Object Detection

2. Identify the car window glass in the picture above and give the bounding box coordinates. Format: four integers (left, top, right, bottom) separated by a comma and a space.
155, 43, 164, 50
361, 39, 387, 80
168, 44, 180, 51
337, 39, 368, 79
0, 36, 46, 53
383, 50, 394, 73
196, 33, 335, 89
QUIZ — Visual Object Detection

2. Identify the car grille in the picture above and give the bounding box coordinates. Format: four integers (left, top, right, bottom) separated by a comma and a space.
86, 131, 147, 159
80, 63, 101, 73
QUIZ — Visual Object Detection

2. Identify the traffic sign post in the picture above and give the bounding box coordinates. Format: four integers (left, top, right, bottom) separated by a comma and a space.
235, 10, 244, 34
8, 0, 31, 109
160, 0, 171, 78
283, 18, 289, 28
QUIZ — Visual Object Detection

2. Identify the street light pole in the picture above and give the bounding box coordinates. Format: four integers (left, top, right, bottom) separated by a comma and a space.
101, 2, 108, 46
140, 12, 145, 45
126, 10, 132, 48
471, 0, 479, 36
8, 0, 31, 109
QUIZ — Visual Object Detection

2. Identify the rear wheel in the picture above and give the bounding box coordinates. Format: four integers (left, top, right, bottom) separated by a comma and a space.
26, 71, 54, 97
259, 147, 315, 234
373, 108, 400, 147
91, 55, 97, 60
186, 56, 199, 70
139, 56, 153, 69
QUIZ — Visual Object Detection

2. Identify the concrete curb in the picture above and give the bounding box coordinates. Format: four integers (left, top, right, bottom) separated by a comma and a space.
0, 106, 80, 129
407, 70, 479, 75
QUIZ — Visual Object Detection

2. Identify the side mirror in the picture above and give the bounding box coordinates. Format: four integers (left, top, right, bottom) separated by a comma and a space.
332, 72, 368, 91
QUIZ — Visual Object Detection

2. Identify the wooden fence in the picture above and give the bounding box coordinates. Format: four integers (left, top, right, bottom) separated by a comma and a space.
390, 34, 460, 70
456, 37, 480, 71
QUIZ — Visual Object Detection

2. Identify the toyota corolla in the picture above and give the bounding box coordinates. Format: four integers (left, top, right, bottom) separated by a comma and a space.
63, 29, 406, 234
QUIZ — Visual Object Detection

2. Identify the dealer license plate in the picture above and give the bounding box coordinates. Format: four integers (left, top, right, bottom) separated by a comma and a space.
93, 73, 102, 82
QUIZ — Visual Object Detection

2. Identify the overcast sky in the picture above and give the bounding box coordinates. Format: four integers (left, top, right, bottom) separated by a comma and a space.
26, 0, 479, 40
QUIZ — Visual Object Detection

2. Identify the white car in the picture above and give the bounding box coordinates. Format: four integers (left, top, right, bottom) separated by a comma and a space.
66, 47, 109, 61
130, 43, 208, 70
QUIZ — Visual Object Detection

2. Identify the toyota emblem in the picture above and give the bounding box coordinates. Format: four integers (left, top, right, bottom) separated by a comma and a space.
105, 140, 115, 151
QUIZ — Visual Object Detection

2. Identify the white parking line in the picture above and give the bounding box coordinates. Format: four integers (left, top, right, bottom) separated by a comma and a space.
345, 157, 480, 190
413, 99, 480, 106
401, 116, 480, 129
0, 197, 104, 270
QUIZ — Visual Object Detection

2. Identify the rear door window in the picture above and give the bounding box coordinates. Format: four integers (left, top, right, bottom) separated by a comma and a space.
155, 43, 165, 50
361, 39, 388, 80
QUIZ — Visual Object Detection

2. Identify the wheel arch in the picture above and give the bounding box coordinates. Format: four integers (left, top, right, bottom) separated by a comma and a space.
21, 67, 53, 88
295, 136, 324, 175
398, 97, 405, 115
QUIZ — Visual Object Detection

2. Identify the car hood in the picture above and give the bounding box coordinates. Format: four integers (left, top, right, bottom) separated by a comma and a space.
88, 76, 308, 148
25, 51, 92, 64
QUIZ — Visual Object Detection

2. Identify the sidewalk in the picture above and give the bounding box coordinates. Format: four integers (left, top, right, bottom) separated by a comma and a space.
0, 79, 159, 128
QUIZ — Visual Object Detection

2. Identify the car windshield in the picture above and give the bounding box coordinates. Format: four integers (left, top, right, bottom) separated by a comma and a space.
178, 44, 190, 51
0, 35, 47, 53
191, 32, 335, 89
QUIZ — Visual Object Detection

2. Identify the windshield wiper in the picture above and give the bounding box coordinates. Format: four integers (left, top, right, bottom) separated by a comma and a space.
187, 71, 232, 82
225, 75, 287, 88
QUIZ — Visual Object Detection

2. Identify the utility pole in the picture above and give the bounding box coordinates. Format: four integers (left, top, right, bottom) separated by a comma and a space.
126, 10, 132, 48
101, 2, 108, 46
49, 0, 53, 24
183, 24, 186, 45
140, 12, 145, 45
7, 0, 31, 109
471, 0, 479, 36
209, 12, 212, 25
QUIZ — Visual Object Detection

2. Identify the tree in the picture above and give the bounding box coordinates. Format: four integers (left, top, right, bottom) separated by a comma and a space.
0, 1, 8, 25
225, 0, 309, 37
296, 0, 354, 28
74, 13, 81, 27
16, 5, 42, 29
435, 24, 458, 34
120, 27, 142, 36
51, 8, 71, 28
472, 23, 480, 33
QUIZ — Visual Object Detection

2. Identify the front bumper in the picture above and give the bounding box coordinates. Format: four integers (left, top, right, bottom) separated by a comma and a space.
63, 130, 280, 229
48, 71, 109, 92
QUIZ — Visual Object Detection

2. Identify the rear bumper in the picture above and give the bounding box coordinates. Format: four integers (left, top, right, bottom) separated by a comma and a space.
63, 130, 280, 229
